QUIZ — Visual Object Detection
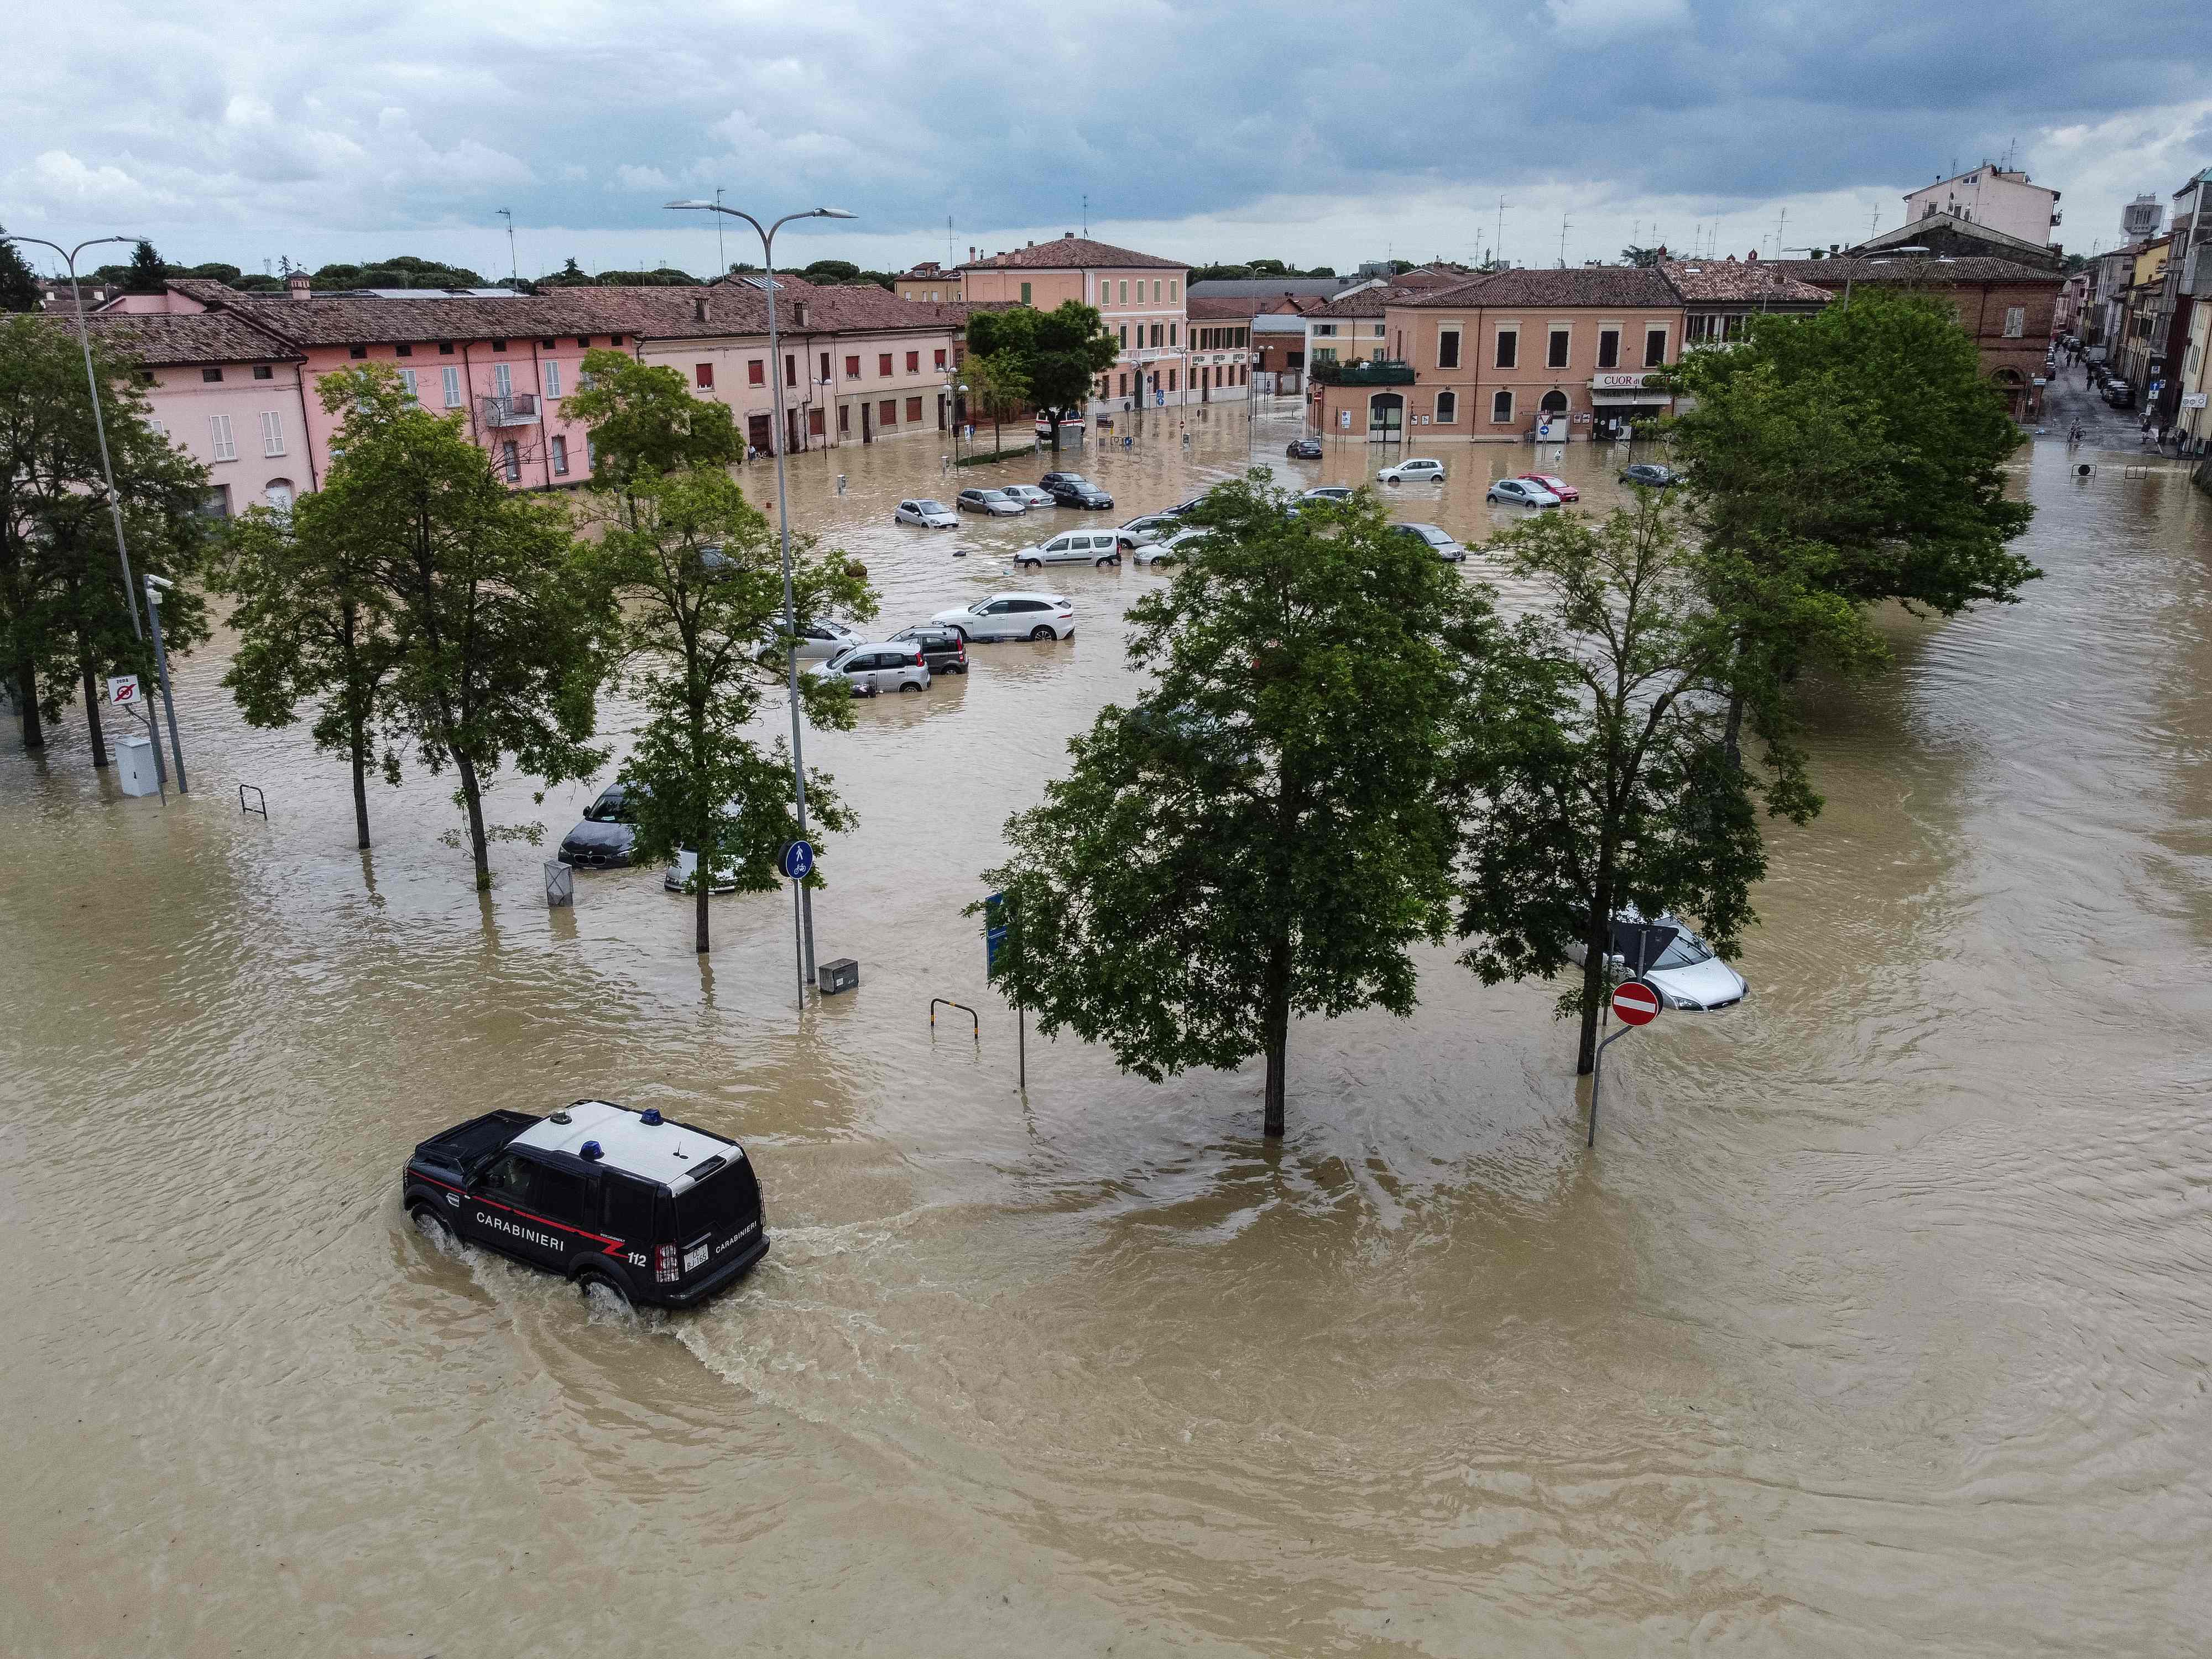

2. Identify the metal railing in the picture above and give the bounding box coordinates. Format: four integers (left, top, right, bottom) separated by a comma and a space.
480, 393, 540, 426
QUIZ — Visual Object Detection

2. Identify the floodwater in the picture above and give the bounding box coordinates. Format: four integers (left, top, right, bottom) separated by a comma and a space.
4, 404, 2209, 1656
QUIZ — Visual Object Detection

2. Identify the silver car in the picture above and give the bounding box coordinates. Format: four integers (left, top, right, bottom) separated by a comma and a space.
1000, 484, 1055, 510
1119, 514, 1177, 545
1564, 909, 1749, 1011
1016, 529, 1126, 569
769, 618, 864, 664
807, 640, 932, 696
1393, 521, 1465, 562
957, 487, 1026, 516
895, 498, 958, 528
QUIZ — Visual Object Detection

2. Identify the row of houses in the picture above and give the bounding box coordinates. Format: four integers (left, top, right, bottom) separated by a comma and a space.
80, 271, 974, 515
2072, 167, 2212, 448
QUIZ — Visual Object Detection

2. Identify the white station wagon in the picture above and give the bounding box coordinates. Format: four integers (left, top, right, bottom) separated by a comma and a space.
1377, 457, 1445, 484
1016, 530, 1128, 569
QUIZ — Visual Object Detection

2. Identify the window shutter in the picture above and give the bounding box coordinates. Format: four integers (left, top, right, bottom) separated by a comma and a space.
493, 363, 513, 398
209, 414, 236, 461
400, 368, 420, 401
443, 366, 462, 407
259, 411, 285, 456
543, 360, 561, 399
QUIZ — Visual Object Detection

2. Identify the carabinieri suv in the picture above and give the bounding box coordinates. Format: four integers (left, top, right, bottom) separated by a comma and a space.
402, 1099, 768, 1310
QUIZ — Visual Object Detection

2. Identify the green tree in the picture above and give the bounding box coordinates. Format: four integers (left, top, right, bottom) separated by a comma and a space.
0, 229, 39, 314
1620, 246, 1665, 268
1453, 497, 1850, 1074
801, 259, 861, 285
965, 301, 1117, 450
0, 316, 211, 758
311, 365, 615, 888
578, 469, 873, 951
957, 349, 1029, 453
977, 473, 1491, 1137
562, 347, 740, 489
215, 496, 403, 849
539, 257, 592, 288
123, 241, 169, 294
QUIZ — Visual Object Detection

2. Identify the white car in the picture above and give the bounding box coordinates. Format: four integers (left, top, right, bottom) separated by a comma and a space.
1566, 910, 1749, 1011
804, 640, 932, 696
929, 592, 1077, 642
895, 498, 958, 528
1136, 527, 1208, 566
1486, 477, 1561, 507
761, 618, 864, 665
1119, 514, 1178, 545
1017, 529, 1126, 569
1378, 457, 1444, 485
1000, 484, 1055, 509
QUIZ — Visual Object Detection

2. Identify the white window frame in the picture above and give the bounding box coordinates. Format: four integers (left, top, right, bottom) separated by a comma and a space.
2004, 307, 2025, 338
542, 359, 562, 399
501, 440, 520, 482
1547, 323, 1572, 371
208, 414, 236, 461
442, 366, 463, 408
259, 410, 285, 457
1434, 390, 1457, 424
1494, 325, 1520, 369
1437, 326, 1462, 369
492, 363, 513, 399
1313, 323, 1337, 338
1642, 324, 1671, 368
551, 435, 568, 476
400, 368, 420, 402
1490, 389, 1514, 424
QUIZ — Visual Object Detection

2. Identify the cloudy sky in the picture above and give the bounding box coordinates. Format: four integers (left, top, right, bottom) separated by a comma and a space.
8, 1, 2212, 281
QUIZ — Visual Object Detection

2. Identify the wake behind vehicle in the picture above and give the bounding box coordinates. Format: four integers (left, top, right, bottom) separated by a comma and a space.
930, 592, 1076, 641
404, 1099, 769, 1310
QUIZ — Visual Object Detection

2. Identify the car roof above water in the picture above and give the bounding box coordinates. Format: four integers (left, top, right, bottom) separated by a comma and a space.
510, 1098, 740, 1191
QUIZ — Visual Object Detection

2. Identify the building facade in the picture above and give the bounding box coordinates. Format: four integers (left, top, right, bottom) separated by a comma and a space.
893, 262, 962, 303
958, 234, 1192, 411
1903, 166, 2062, 249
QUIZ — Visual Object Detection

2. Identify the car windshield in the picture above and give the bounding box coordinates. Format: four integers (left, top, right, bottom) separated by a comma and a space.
584, 790, 629, 823
825, 647, 859, 670
917, 500, 947, 513
979, 490, 1009, 501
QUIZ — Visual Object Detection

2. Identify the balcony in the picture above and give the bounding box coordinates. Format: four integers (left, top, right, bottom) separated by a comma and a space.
481, 393, 540, 427
1310, 357, 1417, 386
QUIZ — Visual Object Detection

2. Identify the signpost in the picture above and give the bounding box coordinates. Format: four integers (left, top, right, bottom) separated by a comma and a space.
780, 841, 815, 1007
106, 675, 139, 706
984, 891, 1023, 1091
1589, 979, 1660, 1147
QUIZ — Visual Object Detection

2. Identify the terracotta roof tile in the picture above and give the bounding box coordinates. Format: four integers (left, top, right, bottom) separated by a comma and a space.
1657, 259, 1832, 304
959, 234, 1182, 271
1766, 255, 2063, 288
1397, 267, 1683, 309
64, 310, 301, 367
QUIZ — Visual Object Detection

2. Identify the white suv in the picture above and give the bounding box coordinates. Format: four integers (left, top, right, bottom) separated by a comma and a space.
1377, 457, 1444, 484
930, 592, 1076, 641
1016, 530, 1128, 569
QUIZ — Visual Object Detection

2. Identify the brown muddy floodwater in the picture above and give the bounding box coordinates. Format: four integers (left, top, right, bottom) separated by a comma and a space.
3, 405, 2209, 1656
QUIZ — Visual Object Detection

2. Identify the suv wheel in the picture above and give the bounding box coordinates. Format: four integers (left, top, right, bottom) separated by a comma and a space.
1030, 624, 1056, 641
575, 1265, 634, 1312
409, 1201, 457, 1250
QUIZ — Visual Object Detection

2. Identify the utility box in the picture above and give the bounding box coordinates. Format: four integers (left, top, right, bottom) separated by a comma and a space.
817, 957, 860, 995
543, 860, 574, 908
116, 735, 159, 797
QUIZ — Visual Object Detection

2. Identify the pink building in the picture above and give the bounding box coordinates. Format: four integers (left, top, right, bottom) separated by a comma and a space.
958, 234, 1192, 413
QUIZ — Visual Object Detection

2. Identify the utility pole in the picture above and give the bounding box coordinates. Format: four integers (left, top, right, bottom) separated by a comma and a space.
714, 187, 727, 276
497, 208, 517, 286
1496, 197, 1509, 268
1558, 211, 1572, 268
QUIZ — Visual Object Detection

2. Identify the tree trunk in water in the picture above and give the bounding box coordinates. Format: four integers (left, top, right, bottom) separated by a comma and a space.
349, 715, 372, 850
455, 753, 491, 889
79, 650, 107, 768
1261, 927, 1291, 1137
1575, 864, 1616, 1076
695, 874, 710, 954
15, 659, 43, 751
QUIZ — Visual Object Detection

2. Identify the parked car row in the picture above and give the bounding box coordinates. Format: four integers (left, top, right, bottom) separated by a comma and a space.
944, 472, 1118, 520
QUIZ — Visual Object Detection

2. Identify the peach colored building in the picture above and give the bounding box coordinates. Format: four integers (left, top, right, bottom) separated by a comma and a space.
958, 234, 1192, 412
1311, 267, 1691, 442
893, 262, 962, 303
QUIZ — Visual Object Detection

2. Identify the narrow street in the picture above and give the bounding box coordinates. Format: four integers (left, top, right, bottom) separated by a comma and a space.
2039, 354, 2148, 448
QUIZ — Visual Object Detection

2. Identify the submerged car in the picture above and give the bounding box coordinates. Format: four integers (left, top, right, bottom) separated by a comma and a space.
559, 781, 643, 869
1377, 457, 1444, 485
1564, 911, 1748, 1011
403, 1098, 769, 1310
1519, 472, 1580, 502
888, 624, 971, 675
1486, 477, 1561, 507
806, 641, 932, 696
957, 487, 1026, 516
928, 592, 1076, 641
895, 498, 958, 528
1017, 529, 1125, 568
1286, 436, 1324, 459
1392, 521, 1465, 561
1136, 526, 1209, 566
1619, 463, 1679, 487
1044, 477, 1115, 510
1000, 484, 1055, 510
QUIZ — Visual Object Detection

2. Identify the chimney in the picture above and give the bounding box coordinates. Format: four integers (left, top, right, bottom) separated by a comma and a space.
1830, 243, 1840, 255
1065, 232, 1076, 239
693, 295, 708, 322
1026, 239, 1034, 248
286, 271, 311, 301
793, 300, 810, 328
1746, 248, 1760, 261
969, 245, 976, 262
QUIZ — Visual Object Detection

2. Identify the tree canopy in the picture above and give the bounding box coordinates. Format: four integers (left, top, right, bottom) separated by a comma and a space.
0, 229, 43, 314
978, 473, 1492, 1135
561, 347, 740, 488
964, 301, 1117, 447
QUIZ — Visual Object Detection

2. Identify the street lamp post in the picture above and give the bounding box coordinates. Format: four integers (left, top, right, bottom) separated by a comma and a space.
666, 199, 854, 993
143, 575, 187, 791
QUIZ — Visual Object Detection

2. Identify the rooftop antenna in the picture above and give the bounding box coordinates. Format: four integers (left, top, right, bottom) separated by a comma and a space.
947, 215, 954, 270
497, 207, 517, 285
1558, 210, 1571, 267
1496, 196, 1509, 268
1082, 192, 1088, 236
1772, 205, 1786, 259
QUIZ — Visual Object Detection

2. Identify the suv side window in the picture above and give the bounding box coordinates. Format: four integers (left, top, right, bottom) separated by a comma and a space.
480, 1151, 586, 1223
601, 1173, 659, 1242
1011, 600, 1047, 613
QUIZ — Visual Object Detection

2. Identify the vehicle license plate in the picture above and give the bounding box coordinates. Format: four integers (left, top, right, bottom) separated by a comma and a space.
684, 1242, 709, 1273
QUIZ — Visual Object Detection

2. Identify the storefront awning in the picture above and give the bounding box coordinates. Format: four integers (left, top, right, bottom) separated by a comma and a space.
1592, 391, 1675, 405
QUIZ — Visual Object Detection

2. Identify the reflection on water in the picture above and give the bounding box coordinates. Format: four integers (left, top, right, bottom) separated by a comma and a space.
3, 409, 2209, 1655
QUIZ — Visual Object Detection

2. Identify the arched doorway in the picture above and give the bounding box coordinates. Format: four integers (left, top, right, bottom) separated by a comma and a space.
264, 479, 294, 513
1368, 392, 1404, 441
1990, 368, 2025, 415
1540, 390, 1568, 415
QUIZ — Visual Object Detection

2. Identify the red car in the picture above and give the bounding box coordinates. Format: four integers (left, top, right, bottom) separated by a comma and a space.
1519, 472, 1579, 502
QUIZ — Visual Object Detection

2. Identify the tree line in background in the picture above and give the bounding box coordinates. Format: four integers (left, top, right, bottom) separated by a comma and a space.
5, 286, 2037, 1123
1188, 258, 1342, 281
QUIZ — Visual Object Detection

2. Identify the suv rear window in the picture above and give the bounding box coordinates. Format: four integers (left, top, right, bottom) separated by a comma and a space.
673, 1160, 762, 1240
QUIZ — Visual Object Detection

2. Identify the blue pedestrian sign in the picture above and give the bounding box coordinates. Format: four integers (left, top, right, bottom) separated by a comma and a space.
779, 839, 815, 880
984, 890, 1009, 971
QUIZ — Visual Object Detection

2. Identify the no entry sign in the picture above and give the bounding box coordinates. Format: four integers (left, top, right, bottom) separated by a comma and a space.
1611, 980, 1661, 1026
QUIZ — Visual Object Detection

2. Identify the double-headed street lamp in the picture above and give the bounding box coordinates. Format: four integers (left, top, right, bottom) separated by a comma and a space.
665, 199, 854, 992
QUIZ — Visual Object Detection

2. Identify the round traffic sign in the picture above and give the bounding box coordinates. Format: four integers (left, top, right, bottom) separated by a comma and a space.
779, 839, 815, 880
1611, 980, 1661, 1026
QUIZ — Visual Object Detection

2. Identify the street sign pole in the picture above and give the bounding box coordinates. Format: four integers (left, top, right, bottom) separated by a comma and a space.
1590, 979, 1661, 1147
780, 841, 816, 1004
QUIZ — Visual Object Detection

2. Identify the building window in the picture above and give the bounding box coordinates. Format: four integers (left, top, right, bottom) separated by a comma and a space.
610, 335, 624, 346
492, 339, 508, 352
905, 350, 920, 373
253, 364, 274, 380
1170, 324, 1180, 346
349, 346, 368, 361
442, 366, 463, 408
819, 352, 831, 382
1548, 328, 1570, 369
202, 367, 224, 383
540, 338, 556, 350
400, 368, 419, 403
844, 355, 860, 378
1435, 390, 1457, 423
879, 398, 897, 426
934, 348, 947, 369
1152, 280, 1162, 301
551, 435, 568, 476
543, 361, 562, 399
1495, 329, 1517, 369
696, 362, 715, 389
259, 411, 285, 457
1598, 328, 1620, 368
395, 343, 413, 358
1314, 323, 1336, 338
502, 441, 520, 482
1152, 324, 1164, 348
838, 404, 850, 435
1169, 279, 1178, 300
577, 337, 592, 349
493, 363, 513, 398
744, 359, 763, 387
1020, 281, 1032, 304
785, 354, 797, 387
1373, 323, 1385, 338
1118, 372, 1128, 396
206, 413, 236, 460
1438, 328, 1460, 369
878, 353, 893, 377
1644, 327, 1667, 367
1167, 369, 1177, 390
905, 395, 923, 422
439, 341, 455, 354
1490, 389, 1513, 424
204, 486, 231, 518
2004, 306, 2026, 338
586, 438, 597, 471
1118, 324, 1128, 348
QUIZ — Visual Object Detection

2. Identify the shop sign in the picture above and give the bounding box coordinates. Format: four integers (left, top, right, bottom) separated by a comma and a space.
1591, 373, 1654, 391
